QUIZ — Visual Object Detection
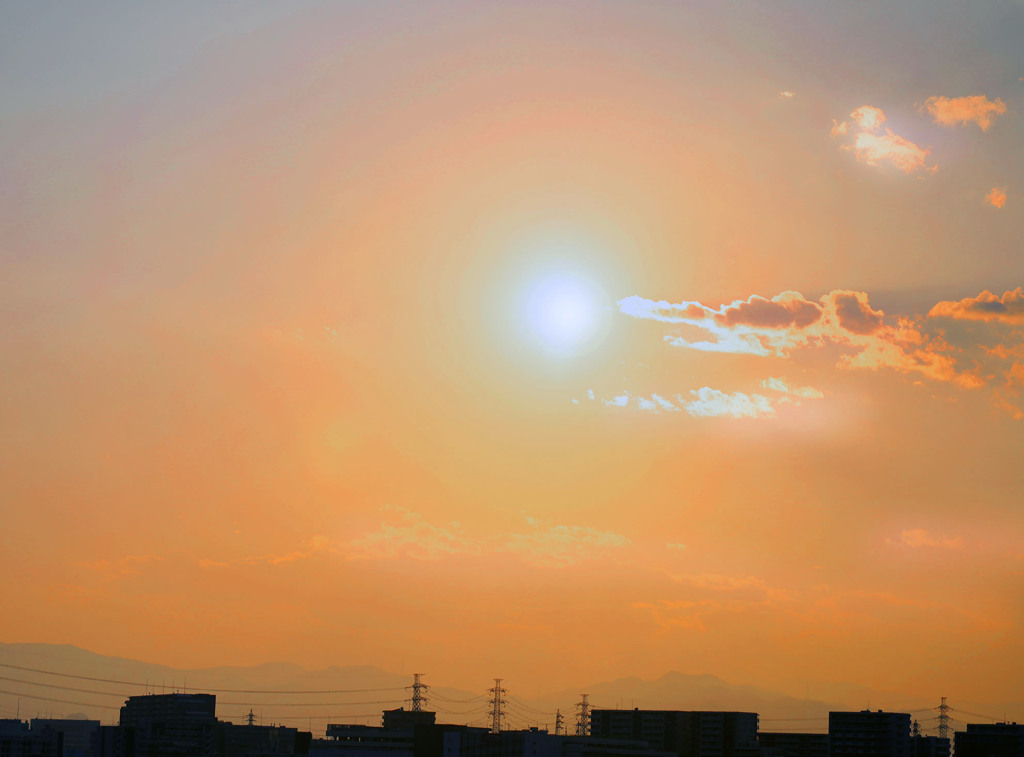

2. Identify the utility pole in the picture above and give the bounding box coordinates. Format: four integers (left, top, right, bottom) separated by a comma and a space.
488, 679, 506, 734
555, 709, 564, 736
938, 697, 950, 741
575, 694, 590, 736
411, 674, 429, 712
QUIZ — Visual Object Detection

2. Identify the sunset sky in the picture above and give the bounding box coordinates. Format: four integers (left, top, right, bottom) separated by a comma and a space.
3, 1, 1024, 710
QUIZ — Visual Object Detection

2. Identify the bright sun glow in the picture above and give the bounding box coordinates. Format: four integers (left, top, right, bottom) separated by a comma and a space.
524, 273, 605, 356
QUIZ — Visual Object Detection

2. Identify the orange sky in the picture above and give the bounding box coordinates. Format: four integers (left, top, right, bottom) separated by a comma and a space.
2, 1, 1024, 713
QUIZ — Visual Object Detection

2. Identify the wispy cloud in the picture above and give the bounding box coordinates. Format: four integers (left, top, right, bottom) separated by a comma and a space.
892, 528, 963, 549
924, 95, 1007, 131
582, 378, 823, 419
505, 524, 630, 567
344, 509, 631, 568
346, 506, 481, 561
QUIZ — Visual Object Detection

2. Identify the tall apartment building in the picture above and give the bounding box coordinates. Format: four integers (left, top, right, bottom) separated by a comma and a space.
119, 693, 219, 757
589, 710, 759, 757
828, 710, 910, 757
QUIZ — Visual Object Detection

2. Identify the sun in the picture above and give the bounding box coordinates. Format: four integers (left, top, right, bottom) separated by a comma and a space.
524, 272, 606, 356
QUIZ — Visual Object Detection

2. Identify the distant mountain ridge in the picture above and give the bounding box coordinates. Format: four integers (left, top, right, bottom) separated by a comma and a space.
1, 643, 1017, 736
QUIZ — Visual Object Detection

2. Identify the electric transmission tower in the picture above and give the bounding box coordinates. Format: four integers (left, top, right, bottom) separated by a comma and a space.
938, 697, 950, 740
488, 679, 507, 734
555, 709, 564, 736
246, 709, 256, 727
575, 694, 590, 736
410, 673, 429, 712
911, 719, 921, 738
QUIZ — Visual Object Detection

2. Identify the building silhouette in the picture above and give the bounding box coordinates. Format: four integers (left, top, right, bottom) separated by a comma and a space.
910, 734, 949, 757
953, 722, 1024, 757
829, 710, 911, 757
0, 718, 64, 756
589, 710, 759, 757
757, 732, 829, 757
30, 718, 101, 757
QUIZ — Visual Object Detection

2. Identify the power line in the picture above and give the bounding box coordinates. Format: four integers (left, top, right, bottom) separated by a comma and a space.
0, 688, 120, 711
431, 691, 487, 704
0, 663, 405, 695
0, 675, 129, 699
507, 695, 555, 716
952, 707, 1003, 722
218, 698, 406, 707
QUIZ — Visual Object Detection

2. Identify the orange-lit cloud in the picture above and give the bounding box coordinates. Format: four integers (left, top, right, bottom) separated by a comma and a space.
828, 290, 884, 335
929, 288, 1024, 324
925, 95, 1007, 131
832, 104, 935, 173
850, 131, 933, 173
779, 90, 795, 98
620, 291, 823, 358
620, 289, 974, 385
986, 187, 1008, 208
850, 105, 887, 131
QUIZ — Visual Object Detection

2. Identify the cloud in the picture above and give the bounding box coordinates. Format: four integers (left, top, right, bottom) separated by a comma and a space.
829, 291, 884, 335
925, 95, 1007, 131
618, 295, 712, 324
850, 130, 934, 173
684, 387, 777, 418
895, 528, 963, 549
833, 105, 935, 174
621, 291, 823, 358
504, 525, 630, 567
620, 289, 973, 385
346, 509, 632, 568
779, 90, 795, 98
582, 379, 823, 419
346, 506, 481, 561
985, 187, 1008, 208
761, 377, 824, 399
850, 105, 887, 131
718, 292, 823, 330
929, 288, 1024, 324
